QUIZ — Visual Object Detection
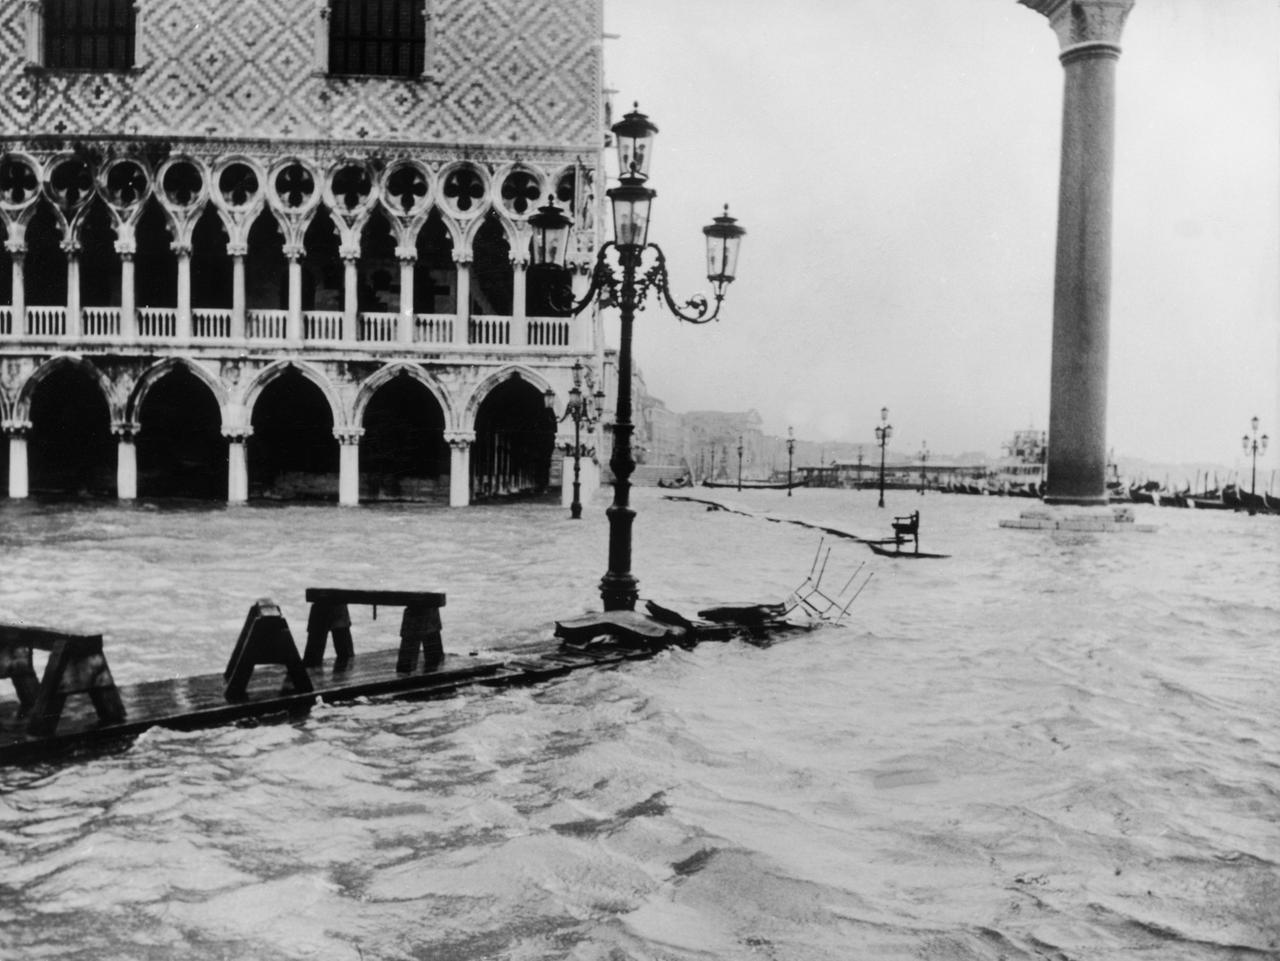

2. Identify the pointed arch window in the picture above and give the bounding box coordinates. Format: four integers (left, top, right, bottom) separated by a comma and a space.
328, 0, 426, 78
44, 0, 137, 71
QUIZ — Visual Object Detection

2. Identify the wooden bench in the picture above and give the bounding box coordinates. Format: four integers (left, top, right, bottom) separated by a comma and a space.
891, 511, 920, 554
0, 625, 126, 736
302, 589, 447, 674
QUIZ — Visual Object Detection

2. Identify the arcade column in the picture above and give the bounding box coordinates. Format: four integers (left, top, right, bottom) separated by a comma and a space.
113, 423, 138, 501
445, 431, 475, 507
335, 427, 364, 506
4, 420, 30, 499
1021, 0, 1134, 505
223, 427, 252, 504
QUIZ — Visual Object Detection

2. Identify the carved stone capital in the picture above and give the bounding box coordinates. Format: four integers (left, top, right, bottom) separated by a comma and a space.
114, 240, 136, 258
222, 426, 254, 443
444, 430, 475, 450
227, 243, 249, 258
333, 427, 364, 445
169, 241, 193, 257
1021, 0, 1134, 58
112, 421, 139, 441
60, 239, 81, 255
394, 245, 418, 264
4, 240, 26, 256
452, 252, 473, 268
2, 419, 32, 438
283, 243, 305, 262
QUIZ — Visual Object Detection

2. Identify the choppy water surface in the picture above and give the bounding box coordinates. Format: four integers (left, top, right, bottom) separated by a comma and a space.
0, 490, 1277, 961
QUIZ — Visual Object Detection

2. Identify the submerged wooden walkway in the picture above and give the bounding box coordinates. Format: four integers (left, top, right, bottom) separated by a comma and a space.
0, 594, 799, 766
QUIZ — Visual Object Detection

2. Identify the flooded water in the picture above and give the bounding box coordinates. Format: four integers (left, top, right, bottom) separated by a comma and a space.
1, 489, 1277, 960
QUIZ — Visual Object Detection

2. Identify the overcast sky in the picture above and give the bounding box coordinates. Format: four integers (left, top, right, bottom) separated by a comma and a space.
598, 0, 1279, 469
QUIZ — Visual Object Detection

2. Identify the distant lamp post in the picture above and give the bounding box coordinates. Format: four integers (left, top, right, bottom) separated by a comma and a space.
1242, 416, 1269, 514
875, 406, 893, 508
528, 103, 745, 611
557, 360, 606, 519
919, 441, 930, 495
736, 436, 744, 491
786, 426, 795, 497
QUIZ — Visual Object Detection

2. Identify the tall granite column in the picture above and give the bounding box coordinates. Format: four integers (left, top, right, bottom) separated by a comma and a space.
1021, 0, 1134, 505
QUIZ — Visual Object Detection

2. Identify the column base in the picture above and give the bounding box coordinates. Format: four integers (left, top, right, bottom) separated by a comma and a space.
999, 504, 1156, 533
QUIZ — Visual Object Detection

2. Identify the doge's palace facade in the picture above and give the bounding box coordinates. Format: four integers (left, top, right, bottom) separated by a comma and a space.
0, 0, 608, 507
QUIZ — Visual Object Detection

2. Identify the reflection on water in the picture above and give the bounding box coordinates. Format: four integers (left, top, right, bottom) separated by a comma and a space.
1, 490, 1278, 960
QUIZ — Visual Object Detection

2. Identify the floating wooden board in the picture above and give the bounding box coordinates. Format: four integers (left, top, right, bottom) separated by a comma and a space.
865, 542, 951, 559
0, 643, 642, 766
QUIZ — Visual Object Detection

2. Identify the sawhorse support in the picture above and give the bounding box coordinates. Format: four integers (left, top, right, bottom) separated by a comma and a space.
223, 599, 314, 702
0, 626, 126, 737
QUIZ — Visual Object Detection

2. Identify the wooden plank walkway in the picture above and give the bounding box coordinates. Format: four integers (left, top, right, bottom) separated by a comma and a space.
0, 642, 656, 766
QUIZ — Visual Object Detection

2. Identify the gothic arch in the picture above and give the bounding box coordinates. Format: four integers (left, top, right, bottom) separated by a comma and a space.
352, 362, 453, 428
127, 357, 229, 426
14, 354, 120, 422
240, 359, 346, 431
462, 365, 552, 429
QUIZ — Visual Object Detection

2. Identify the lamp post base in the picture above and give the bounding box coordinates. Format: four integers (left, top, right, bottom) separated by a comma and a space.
599, 572, 639, 612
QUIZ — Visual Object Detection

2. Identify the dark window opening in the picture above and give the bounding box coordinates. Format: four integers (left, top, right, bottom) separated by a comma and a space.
329, 0, 426, 78
45, 0, 137, 71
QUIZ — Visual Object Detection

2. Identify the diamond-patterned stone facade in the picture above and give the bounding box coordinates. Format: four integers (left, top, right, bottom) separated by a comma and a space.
0, 0, 602, 149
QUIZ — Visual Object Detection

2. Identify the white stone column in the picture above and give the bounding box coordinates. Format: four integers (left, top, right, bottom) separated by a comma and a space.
335, 427, 363, 506
224, 428, 251, 504
7, 243, 25, 336
229, 243, 247, 340
453, 254, 471, 346
64, 244, 81, 339
174, 242, 192, 340
510, 258, 528, 347
114, 424, 138, 500
445, 431, 474, 507
397, 246, 416, 345
342, 251, 359, 344
1021, 0, 1135, 506
117, 247, 136, 341
5, 421, 30, 499
286, 245, 304, 343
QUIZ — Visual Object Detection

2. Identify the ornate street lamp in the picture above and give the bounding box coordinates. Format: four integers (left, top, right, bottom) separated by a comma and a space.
557, 360, 606, 519
786, 427, 795, 497
736, 436, 744, 491
919, 440, 930, 495
875, 406, 893, 508
1242, 416, 1269, 515
528, 103, 745, 611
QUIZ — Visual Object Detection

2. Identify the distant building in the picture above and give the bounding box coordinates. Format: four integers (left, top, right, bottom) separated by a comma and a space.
0, 0, 608, 506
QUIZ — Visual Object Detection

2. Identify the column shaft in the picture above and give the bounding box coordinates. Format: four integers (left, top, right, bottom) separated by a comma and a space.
8, 433, 28, 499
176, 251, 192, 340
449, 442, 471, 507
117, 436, 137, 500
288, 256, 303, 342
511, 262, 528, 347
399, 258, 415, 344
66, 255, 80, 338
120, 256, 136, 341
338, 439, 360, 506
343, 258, 358, 343
10, 254, 24, 335
231, 253, 246, 340
227, 438, 249, 504
1045, 48, 1120, 505
454, 261, 471, 346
